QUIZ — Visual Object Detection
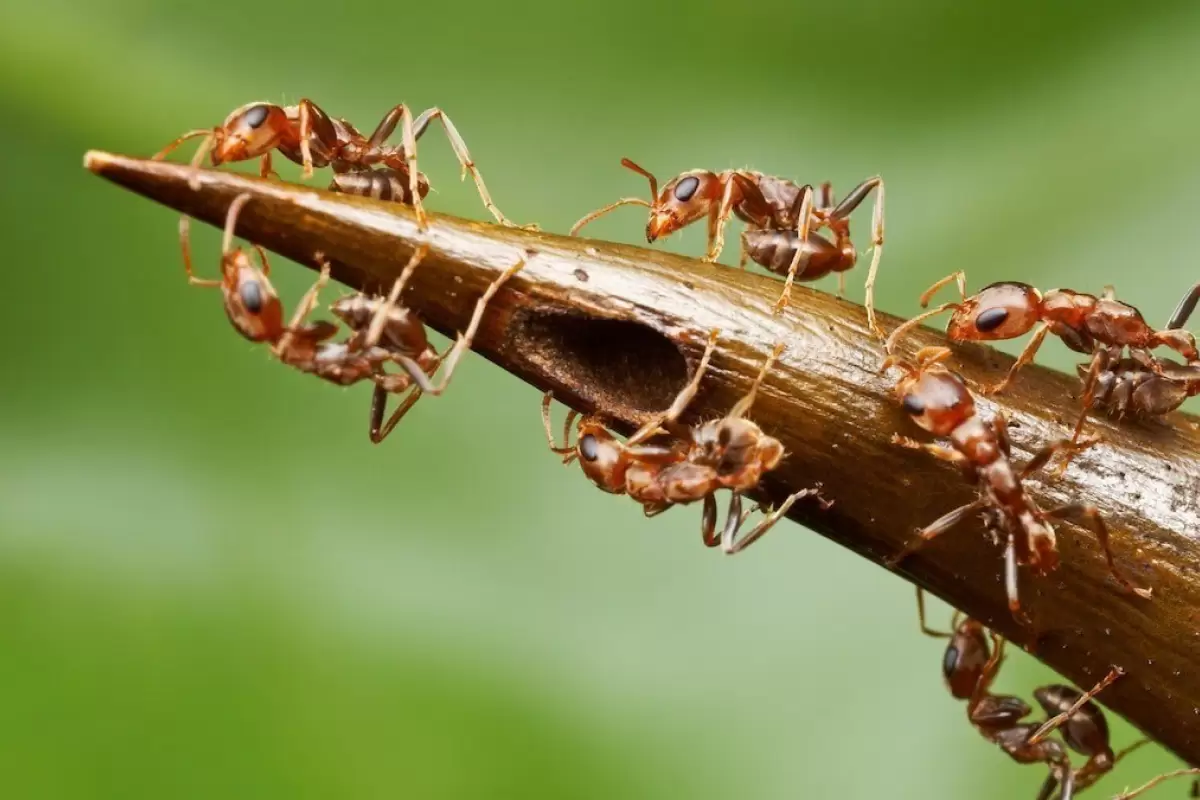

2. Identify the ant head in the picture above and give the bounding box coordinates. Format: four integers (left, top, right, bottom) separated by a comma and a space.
942, 618, 990, 700
947, 282, 1042, 342
574, 420, 628, 493
1033, 685, 1111, 759
621, 159, 719, 243
221, 250, 284, 342
887, 348, 975, 435
211, 102, 289, 165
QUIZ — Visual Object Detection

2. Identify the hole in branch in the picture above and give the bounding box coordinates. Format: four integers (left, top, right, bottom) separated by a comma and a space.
511, 311, 688, 420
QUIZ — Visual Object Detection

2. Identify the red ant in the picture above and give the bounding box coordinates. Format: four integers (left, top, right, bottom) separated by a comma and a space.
569, 159, 885, 334
542, 332, 827, 552
916, 589, 1141, 800
181, 193, 524, 442
882, 347, 1150, 624
886, 273, 1200, 440
154, 100, 519, 229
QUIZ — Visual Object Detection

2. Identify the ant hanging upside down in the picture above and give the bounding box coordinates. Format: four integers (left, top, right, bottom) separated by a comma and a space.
570, 159, 885, 335
180, 192, 523, 443
542, 331, 829, 552
882, 347, 1151, 625
154, 99, 523, 229
916, 589, 1144, 799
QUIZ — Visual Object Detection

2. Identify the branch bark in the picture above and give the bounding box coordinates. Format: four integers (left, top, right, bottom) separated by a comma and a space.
85, 150, 1200, 767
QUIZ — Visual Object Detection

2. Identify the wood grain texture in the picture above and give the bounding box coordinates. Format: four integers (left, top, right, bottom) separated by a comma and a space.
86, 150, 1200, 766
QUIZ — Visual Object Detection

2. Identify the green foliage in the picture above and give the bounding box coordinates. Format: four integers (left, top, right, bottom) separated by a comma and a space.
1, 0, 1197, 795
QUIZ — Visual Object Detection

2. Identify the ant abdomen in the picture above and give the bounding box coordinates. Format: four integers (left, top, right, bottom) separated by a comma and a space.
742, 228, 846, 281
331, 168, 431, 205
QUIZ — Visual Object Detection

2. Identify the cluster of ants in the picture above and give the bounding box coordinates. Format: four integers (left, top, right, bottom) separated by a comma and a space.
150, 98, 1200, 798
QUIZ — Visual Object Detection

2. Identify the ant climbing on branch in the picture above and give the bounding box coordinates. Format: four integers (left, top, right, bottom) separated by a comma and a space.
570, 159, 885, 335
154, 100, 521, 229
180, 193, 524, 443
543, 332, 828, 552
885, 273, 1200, 446
882, 348, 1150, 624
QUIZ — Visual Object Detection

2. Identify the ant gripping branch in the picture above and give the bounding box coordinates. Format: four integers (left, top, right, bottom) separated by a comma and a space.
570, 159, 884, 335
882, 348, 1150, 625
543, 332, 828, 552
916, 589, 1142, 800
180, 193, 523, 443
154, 100, 521, 229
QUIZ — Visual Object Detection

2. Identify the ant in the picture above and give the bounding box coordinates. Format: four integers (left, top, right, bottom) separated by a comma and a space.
1078, 357, 1200, 422
542, 332, 827, 553
569, 159, 885, 334
916, 589, 1140, 800
181, 192, 523, 443
882, 348, 1150, 625
154, 100, 519, 229
885, 273, 1200, 441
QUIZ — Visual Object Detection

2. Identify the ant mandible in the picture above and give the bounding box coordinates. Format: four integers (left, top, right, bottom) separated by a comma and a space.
543, 332, 827, 552
916, 589, 1138, 800
882, 348, 1150, 624
569, 159, 885, 335
154, 100, 519, 229
181, 193, 524, 443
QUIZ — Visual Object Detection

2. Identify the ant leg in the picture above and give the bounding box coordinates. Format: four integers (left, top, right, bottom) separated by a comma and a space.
738, 230, 751, 270
364, 244, 430, 348
890, 435, 972, 469
705, 173, 738, 262
722, 488, 818, 554
915, 587, 954, 638
154, 129, 214, 191
1028, 666, 1124, 745
178, 216, 220, 287
273, 254, 333, 358
388, 258, 525, 396
221, 193, 254, 258
728, 342, 786, 419
982, 323, 1051, 395
883, 302, 959, 355
773, 184, 815, 315
626, 329, 720, 446
886, 498, 985, 567
403, 108, 527, 228
919, 271, 968, 307
1114, 769, 1200, 800
1020, 436, 1099, 481
1003, 530, 1034, 626
368, 383, 422, 444
569, 198, 651, 236
540, 393, 579, 456
1042, 503, 1152, 599
701, 494, 720, 548
825, 177, 884, 337
257, 151, 279, 180
1166, 281, 1200, 330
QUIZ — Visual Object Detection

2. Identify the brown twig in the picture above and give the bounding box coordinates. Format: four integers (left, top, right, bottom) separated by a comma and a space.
85, 150, 1200, 767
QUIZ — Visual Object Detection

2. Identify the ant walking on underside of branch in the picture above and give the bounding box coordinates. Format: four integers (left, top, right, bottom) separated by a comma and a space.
885, 272, 1200, 451
180, 192, 524, 443
154, 99, 525, 229
915, 589, 1144, 800
569, 159, 885, 336
542, 331, 830, 552
881, 347, 1151, 625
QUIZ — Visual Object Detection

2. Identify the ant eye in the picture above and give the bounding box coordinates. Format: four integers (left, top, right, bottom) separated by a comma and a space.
902, 394, 926, 416
673, 176, 700, 202
243, 105, 269, 129
239, 281, 264, 313
942, 645, 960, 680
975, 307, 1009, 333
579, 434, 600, 462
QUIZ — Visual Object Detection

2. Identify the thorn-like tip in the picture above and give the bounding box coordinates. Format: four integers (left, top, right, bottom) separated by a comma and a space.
83, 149, 113, 172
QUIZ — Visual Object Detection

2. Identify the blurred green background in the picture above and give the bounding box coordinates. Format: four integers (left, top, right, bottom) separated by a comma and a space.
2, 0, 1198, 796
